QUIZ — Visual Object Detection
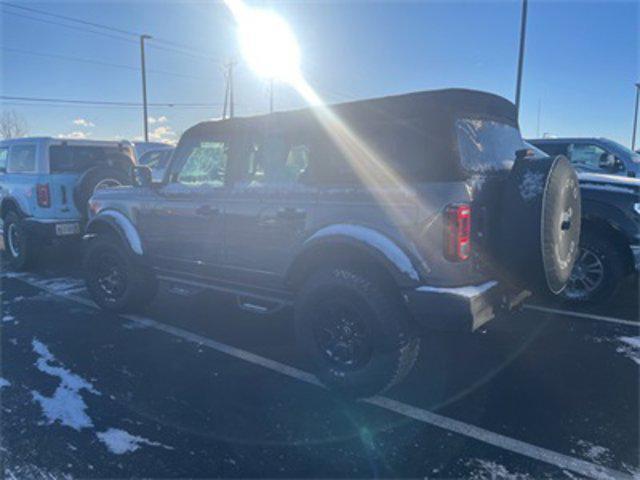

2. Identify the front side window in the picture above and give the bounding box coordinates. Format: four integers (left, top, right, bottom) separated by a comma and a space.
456, 118, 524, 173
177, 141, 228, 187
8, 144, 36, 173
139, 150, 171, 169
567, 143, 608, 172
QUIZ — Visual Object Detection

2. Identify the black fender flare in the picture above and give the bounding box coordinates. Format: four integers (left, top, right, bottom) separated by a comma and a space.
1, 197, 29, 218
85, 210, 143, 256
285, 224, 423, 288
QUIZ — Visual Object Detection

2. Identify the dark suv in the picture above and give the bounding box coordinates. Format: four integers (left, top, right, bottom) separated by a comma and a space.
83, 89, 581, 397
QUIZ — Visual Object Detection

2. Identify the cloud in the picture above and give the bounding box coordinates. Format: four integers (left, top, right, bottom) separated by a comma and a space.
57, 131, 89, 139
72, 118, 95, 128
148, 116, 167, 125
144, 125, 177, 144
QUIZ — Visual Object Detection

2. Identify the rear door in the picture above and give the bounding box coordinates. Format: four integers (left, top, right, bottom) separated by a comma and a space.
223, 129, 317, 288
139, 138, 228, 276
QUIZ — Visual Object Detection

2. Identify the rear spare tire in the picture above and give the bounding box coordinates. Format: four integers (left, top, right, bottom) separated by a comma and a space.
498, 155, 581, 295
73, 167, 130, 217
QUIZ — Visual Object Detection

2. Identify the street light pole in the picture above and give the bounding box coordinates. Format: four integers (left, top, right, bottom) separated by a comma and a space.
514, 0, 528, 117
140, 34, 152, 142
632, 83, 640, 151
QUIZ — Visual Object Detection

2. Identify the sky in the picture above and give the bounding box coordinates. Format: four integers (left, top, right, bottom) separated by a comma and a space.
0, 0, 638, 147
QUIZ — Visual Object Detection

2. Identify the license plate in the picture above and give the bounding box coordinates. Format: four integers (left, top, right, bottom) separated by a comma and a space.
55, 223, 80, 236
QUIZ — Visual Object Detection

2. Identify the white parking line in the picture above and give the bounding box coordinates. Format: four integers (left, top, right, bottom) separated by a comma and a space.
524, 304, 639, 328
7, 273, 632, 480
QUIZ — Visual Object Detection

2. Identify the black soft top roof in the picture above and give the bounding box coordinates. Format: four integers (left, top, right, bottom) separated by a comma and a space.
183, 88, 517, 139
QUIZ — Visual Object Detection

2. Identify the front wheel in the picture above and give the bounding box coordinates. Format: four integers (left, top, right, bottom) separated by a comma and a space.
294, 267, 420, 398
84, 234, 157, 312
561, 232, 625, 303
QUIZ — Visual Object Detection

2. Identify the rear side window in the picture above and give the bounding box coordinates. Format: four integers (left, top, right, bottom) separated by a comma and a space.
49, 146, 132, 173
456, 118, 524, 173
314, 120, 444, 186
8, 144, 36, 173
238, 135, 312, 186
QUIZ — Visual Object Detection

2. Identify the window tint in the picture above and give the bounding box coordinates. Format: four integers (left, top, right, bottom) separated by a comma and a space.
49, 146, 132, 173
0, 148, 8, 172
9, 144, 36, 173
456, 118, 524, 172
567, 143, 608, 172
177, 141, 228, 187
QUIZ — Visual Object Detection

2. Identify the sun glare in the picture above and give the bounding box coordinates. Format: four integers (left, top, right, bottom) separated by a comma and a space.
225, 0, 301, 83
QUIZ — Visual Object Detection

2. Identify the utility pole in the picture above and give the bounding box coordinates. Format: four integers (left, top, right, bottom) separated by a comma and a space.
632, 83, 640, 150
221, 60, 236, 119
269, 78, 274, 114
514, 0, 528, 117
229, 60, 235, 119
140, 34, 152, 142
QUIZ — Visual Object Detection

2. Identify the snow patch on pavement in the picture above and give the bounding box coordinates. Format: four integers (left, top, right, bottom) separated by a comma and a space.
0, 377, 11, 389
616, 336, 640, 366
575, 440, 613, 464
2, 315, 16, 323
30, 339, 100, 431
467, 459, 535, 480
97, 428, 173, 455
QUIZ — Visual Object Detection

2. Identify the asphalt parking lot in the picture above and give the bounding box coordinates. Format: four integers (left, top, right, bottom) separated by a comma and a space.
1, 246, 638, 479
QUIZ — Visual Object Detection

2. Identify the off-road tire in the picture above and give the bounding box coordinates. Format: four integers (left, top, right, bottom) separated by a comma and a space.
561, 231, 625, 304
294, 267, 420, 398
74, 167, 131, 217
2, 210, 37, 271
84, 233, 157, 312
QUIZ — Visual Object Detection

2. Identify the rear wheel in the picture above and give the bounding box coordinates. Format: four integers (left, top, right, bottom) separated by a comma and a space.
294, 267, 420, 398
561, 232, 624, 303
2, 211, 37, 270
84, 234, 157, 312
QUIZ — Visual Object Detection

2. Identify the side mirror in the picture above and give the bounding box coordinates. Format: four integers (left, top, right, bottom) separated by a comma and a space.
599, 153, 617, 170
132, 165, 152, 187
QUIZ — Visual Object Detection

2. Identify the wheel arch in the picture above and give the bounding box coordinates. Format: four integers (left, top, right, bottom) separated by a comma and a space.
1, 197, 28, 219
285, 224, 422, 291
581, 216, 633, 274
85, 210, 143, 256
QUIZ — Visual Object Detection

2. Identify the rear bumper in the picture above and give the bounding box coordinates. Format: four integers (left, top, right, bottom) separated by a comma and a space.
23, 218, 82, 240
405, 280, 530, 333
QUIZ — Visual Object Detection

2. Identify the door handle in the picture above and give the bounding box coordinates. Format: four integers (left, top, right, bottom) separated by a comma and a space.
195, 205, 219, 216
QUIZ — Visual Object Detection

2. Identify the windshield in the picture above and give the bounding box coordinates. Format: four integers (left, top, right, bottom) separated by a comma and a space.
49, 145, 133, 173
456, 118, 525, 172
600, 138, 640, 163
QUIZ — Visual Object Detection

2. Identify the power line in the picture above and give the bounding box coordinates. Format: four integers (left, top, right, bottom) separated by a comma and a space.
1, 2, 223, 63
2, 1, 139, 37
0, 95, 225, 108
1, 10, 138, 44
0, 46, 215, 81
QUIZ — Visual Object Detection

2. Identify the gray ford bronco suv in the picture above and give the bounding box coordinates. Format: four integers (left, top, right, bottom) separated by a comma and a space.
83, 89, 581, 397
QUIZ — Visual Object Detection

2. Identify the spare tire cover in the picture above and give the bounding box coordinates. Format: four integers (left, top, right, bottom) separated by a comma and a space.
498, 155, 581, 294
73, 166, 131, 217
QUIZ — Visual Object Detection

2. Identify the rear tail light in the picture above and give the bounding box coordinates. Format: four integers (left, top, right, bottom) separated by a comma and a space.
36, 183, 51, 208
444, 204, 471, 262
